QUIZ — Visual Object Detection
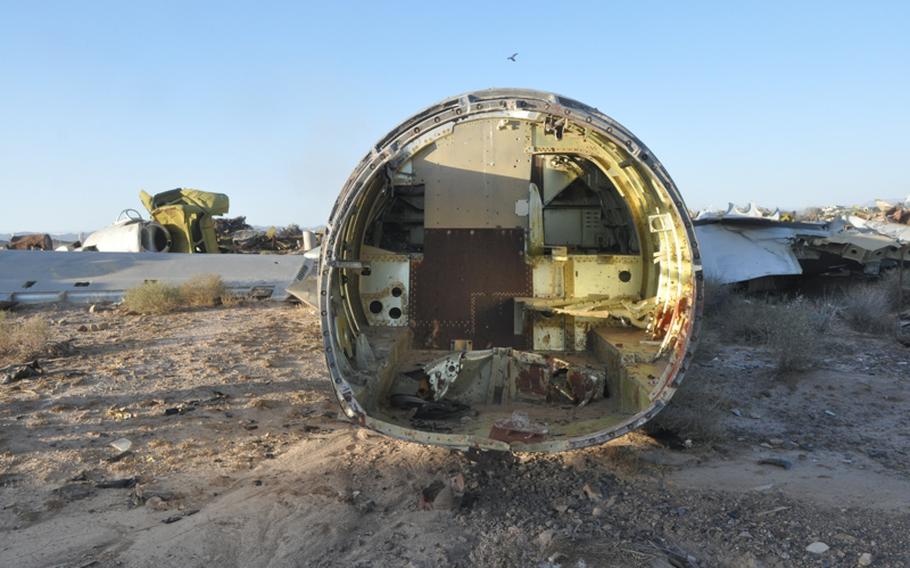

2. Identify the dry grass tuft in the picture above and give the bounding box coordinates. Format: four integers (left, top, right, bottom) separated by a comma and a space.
122, 281, 183, 315
709, 294, 832, 373
767, 297, 823, 372
647, 367, 730, 443
220, 291, 246, 306
179, 275, 226, 308
840, 283, 896, 335
702, 278, 734, 317
0, 315, 51, 361
656, 293, 833, 439
122, 275, 227, 315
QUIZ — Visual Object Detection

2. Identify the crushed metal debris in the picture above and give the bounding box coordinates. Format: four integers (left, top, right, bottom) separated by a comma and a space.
696, 199, 910, 286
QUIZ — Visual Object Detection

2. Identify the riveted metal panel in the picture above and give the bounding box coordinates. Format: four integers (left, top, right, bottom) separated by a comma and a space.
415, 120, 533, 229
411, 229, 531, 349
359, 246, 410, 326
571, 255, 643, 297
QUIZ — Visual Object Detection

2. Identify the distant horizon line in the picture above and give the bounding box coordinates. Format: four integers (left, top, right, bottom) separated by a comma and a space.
1, 196, 907, 236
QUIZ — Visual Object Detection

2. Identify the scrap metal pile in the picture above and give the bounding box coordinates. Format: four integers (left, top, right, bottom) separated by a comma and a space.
0, 188, 317, 306
1, 189, 321, 256
214, 217, 319, 254
695, 199, 910, 287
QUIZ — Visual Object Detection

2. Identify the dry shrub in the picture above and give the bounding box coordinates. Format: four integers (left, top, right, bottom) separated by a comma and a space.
647, 367, 730, 443
702, 278, 733, 317
714, 296, 776, 343
767, 297, 821, 373
220, 290, 245, 306
179, 275, 225, 307
123, 275, 226, 314
840, 283, 897, 335
122, 281, 183, 315
711, 294, 830, 373
0, 315, 50, 361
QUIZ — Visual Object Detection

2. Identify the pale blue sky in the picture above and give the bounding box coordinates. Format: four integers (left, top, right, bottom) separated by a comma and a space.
1, 0, 907, 232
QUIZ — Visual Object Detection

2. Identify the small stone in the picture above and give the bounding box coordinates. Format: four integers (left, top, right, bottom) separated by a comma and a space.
758, 457, 793, 470
581, 483, 602, 501
145, 496, 169, 511
858, 552, 873, 566
768, 438, 784, 446
836, 532, 858, 544
77, 324, 88, 332
432, 485, 455, 510
89, 304, 97, 313
806, 542, 829, 554
592, 506, 604, 517
536, 529, 554, 549
110, 438, 133, 453
731, 408, 743, 417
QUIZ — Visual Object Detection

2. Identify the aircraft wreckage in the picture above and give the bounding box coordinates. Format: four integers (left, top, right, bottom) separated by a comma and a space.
315, 89, 703, 452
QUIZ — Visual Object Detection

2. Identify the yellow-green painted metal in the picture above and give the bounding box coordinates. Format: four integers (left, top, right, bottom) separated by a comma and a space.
139, 189, 228, 254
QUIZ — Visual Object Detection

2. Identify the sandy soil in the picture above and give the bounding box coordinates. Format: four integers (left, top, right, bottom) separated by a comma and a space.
1, 301, 909, 567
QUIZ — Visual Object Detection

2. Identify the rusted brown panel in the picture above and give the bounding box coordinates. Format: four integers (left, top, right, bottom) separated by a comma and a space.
568, 371, 595, 401
489, 413, 549, 443
516, 367, 548, 397
9, 234, 53, 250
489, 423, 546, 444
411, 229, 531, 349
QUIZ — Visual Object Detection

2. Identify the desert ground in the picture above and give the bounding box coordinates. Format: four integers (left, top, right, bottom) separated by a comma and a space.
1, 300, 909, 567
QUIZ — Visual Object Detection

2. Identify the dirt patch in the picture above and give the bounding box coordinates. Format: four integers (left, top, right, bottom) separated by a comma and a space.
1, 302, 909, 567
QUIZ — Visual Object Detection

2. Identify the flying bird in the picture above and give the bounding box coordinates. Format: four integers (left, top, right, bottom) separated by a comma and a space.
507, 52, 518, 62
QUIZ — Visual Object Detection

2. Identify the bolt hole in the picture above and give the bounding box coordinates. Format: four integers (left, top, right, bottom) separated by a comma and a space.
369, 301, 383, 314
391, 287, 403, 297
389, 307, 402, 319
619, 270, 632, 283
